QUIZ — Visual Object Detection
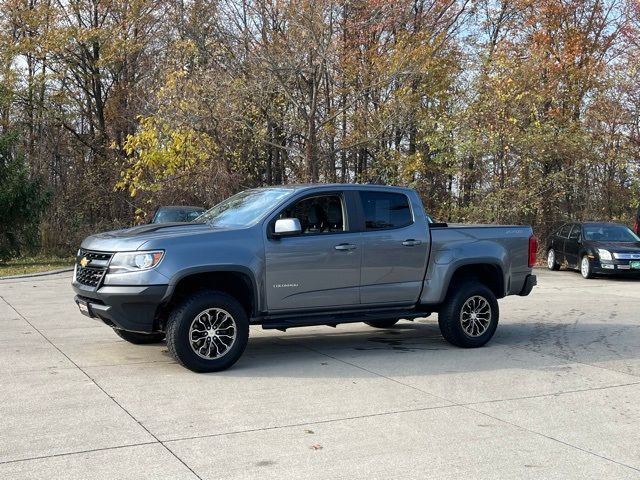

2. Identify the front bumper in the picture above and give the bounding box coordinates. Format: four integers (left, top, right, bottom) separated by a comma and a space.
518, 274, 537, 296
591, 259, 640, 275
72, 283, 168, 333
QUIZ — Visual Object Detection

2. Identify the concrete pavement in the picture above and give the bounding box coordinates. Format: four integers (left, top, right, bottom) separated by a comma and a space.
0, 269, 639, 479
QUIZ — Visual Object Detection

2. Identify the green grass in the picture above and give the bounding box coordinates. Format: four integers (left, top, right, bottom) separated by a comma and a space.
0, 255, 75, 278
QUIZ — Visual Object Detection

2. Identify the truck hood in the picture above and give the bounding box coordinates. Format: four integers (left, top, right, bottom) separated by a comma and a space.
81, 222, 216, 252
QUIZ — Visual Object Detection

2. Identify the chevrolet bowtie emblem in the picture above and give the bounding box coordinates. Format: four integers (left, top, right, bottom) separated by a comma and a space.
79, 257, 89, 268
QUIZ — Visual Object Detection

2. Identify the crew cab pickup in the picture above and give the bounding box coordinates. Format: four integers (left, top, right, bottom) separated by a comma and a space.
72, 184, 537, 372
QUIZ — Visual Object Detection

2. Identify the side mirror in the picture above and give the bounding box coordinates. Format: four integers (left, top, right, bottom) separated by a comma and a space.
274, 218, 302, 237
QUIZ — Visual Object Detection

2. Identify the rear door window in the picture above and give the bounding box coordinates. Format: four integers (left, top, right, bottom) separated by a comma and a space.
359, 191, 413, 230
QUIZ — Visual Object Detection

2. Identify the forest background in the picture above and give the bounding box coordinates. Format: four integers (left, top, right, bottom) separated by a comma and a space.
1, 0, 639, 261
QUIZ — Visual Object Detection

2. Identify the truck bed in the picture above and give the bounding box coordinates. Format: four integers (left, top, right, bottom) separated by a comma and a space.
418, 224, 534, 305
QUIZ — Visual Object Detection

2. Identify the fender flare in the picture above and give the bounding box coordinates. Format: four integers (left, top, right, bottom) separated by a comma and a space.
440, 259, 507, 301
163, 265, 261, 316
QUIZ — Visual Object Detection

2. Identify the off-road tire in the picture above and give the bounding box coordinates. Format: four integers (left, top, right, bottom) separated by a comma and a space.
114, 329, 165, 344
166, 290, 249, 372
438, 281, 499, 348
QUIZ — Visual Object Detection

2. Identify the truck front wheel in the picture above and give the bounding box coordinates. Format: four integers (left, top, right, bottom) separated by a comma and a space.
166, 290, 249, 372
437, 282, 499, 348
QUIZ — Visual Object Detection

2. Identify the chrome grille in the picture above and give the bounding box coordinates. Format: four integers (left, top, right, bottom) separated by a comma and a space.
75, 249, 113, 288
613, 252, 640, 260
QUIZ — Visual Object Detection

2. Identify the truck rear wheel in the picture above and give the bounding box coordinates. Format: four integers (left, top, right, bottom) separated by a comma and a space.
114, 329, 165, 344
166, 290, 249, 372
438, 282, 499, 348
365, 319, 399, 329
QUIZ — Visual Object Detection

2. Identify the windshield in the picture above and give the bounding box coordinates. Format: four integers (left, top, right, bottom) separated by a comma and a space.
194, 188, 293, 227
153, 208, 203, 223
583, 224, 640, 242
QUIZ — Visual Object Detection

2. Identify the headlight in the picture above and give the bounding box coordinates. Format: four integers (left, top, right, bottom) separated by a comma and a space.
597, 249, 612, 261
109, 250, 164, 273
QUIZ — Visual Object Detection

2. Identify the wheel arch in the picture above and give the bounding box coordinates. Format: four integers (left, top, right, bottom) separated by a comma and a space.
160, 266, 259, 324
444, 262, 506, 301
579, 246, 596, 259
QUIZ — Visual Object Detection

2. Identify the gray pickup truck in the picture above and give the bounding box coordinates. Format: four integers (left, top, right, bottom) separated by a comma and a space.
72, 184, 537, 372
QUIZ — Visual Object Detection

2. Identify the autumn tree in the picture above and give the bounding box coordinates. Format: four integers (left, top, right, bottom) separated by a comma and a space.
1, 0, 639, 256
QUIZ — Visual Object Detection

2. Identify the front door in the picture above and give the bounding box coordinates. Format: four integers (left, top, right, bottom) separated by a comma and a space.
264, 192, 361, 311
565, 224, 582, 267
357, 190, 430, 305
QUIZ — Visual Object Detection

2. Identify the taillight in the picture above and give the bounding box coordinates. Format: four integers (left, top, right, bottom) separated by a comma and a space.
635, 221, 639, 235
528, 235, 538, 268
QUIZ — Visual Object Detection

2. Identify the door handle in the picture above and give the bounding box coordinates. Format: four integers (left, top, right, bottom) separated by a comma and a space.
334, 243, 357, 251
402, 239, 422, 247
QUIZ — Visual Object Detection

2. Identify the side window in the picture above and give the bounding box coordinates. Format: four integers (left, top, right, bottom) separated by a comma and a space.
558, 224, 571, 238
360, 191, 412, 230
279, 195, 345, 234
568, 225, 581, 241
186, 211, 202, 221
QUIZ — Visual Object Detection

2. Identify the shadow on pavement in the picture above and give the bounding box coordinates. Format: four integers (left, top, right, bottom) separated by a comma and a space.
194, 319, 640, 376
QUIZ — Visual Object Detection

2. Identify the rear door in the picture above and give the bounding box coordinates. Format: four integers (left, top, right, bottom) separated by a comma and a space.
264, 191, 362, 311
551, 224, 571, 263
357, 190, 429, 305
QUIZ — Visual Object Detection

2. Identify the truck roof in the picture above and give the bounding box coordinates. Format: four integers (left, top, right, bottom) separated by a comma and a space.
254, 183, 416, 193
